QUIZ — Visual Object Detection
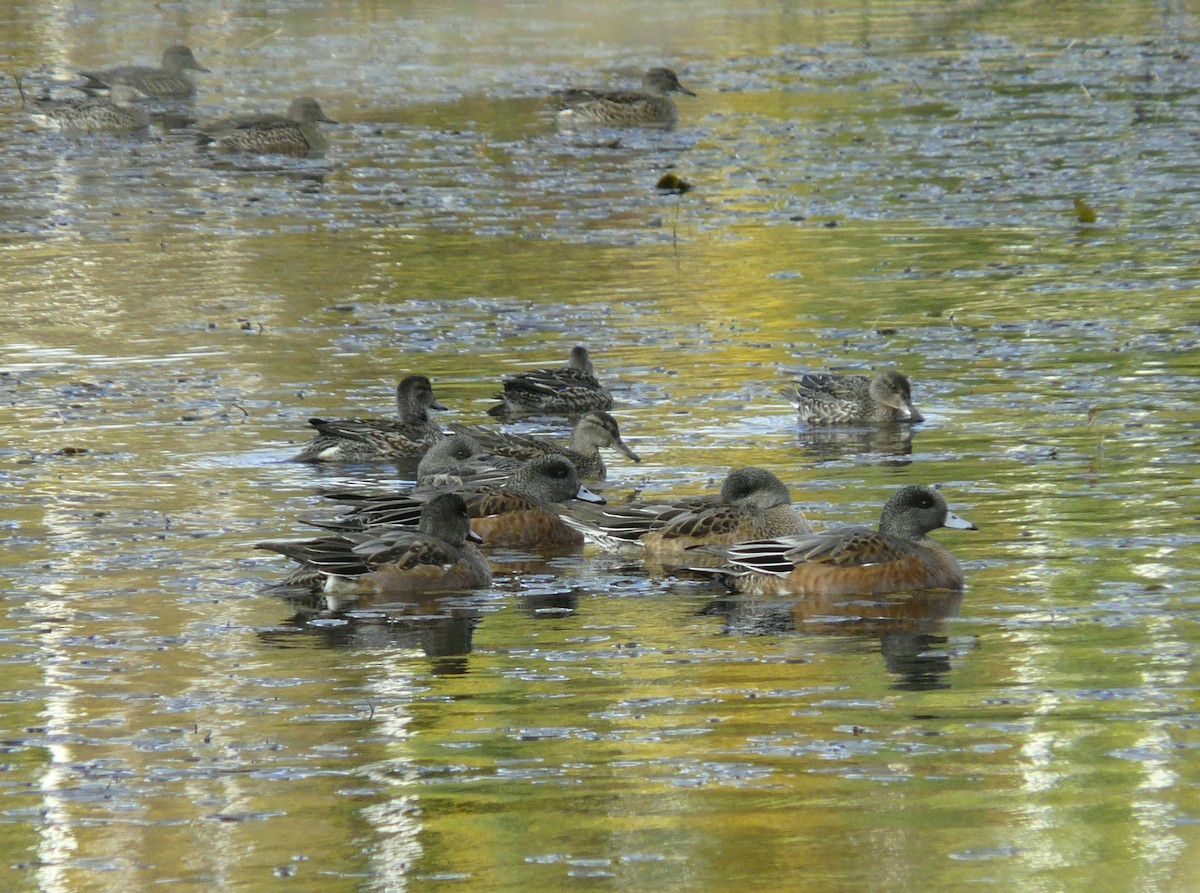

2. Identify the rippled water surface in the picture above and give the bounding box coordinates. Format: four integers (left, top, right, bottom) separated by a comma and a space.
2, 1, 1199, 891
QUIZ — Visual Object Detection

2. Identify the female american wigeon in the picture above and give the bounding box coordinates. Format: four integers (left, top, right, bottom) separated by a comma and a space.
451, 410, 639, 480
561, 467, 811, 565
315, 455, 606, 549
414, 433, 520, 491
293, 375, 447, 462
555, 67, 696, 129
694, 485, 976, 597
77, 45, 209, 100
256, 493, 492, 598
486, 346, 614, 418
198, 97, 337, 156
781, 370, 924, 424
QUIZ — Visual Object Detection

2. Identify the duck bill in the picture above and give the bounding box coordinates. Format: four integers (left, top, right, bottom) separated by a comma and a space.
615, 440, 642, 462
944, 510, 977, 530
430, 400, 449, 411
906, 402, 925, 423
467, 529, 484, 544
573, 485, 607, 505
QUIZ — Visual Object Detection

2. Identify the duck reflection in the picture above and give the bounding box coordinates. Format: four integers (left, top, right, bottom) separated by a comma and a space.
703, 589, 963, 691
259, 588, 489, 663
793, 424, 915, 465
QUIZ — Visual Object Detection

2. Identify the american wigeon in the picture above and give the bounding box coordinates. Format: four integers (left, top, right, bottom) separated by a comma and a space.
257, 493, 492, 598
292, 375, 447, 463
414, 433, 521, 491
562, 467, 811, 564
486, 346, 613, 418
317, 455, 606, 548
694, 485, 976, 597
781, 370, 924, 424
451, 410, 639, 480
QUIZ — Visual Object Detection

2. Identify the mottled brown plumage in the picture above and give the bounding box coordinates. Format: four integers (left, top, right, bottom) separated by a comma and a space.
256, 493, 492, 598
781, 370, 924, 424
486, 346, 613, 418
313, 455, 606, 549
198, 97, 336, 156
293, 375, 447, 462
695, 485, 976, 597
77, 45, 209, 99
555, 67, 696, 129
562, 467, 810, 565
450, 410, 638, 480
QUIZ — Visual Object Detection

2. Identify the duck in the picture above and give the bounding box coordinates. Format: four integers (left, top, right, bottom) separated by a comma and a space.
197, 97, 336, 156
781, 370, 924, 424
450, 410, 639, 480
555, 67, 696, 129
693, 485, 976, 597
561, 467, 811, 564
77, 45, 209, 100
314, 455, 606, 549
292, 375, 447, 463
414, 433, 521, 491
31, 86, 150, 133
486, 345, 614, 418
257, 493, 492, 599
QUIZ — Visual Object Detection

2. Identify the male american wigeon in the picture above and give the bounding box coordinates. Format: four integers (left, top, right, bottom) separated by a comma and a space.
450, 410, 639, 480
781, 370, 924, 424
562, 467, 811, 565
257, 493, 492, 598
486, 346, 614, 418
693, 485, 976, 597
293, 375, 447, 462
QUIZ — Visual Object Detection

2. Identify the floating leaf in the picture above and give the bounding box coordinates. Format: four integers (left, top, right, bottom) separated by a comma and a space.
1073, 196, 1098, 223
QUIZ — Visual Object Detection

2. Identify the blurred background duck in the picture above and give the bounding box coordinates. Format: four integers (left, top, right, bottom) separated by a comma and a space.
77, 45, 209, 100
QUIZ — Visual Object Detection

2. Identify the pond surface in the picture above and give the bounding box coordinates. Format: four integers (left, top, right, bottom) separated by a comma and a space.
2, 1, 1199, 891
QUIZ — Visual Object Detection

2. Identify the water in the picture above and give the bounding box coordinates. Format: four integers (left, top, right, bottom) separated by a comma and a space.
1, 1, 1198, 891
